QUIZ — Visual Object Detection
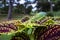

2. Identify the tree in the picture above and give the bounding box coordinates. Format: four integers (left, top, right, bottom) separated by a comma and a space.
7, 0, 14, 20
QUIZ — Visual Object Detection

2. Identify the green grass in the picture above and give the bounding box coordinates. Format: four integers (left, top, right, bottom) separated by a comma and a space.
0, 14, 30, 22
0, 14, 7, 22
0, 11, 60, 22
53, 11, 60, 17
47, 11, 60, 17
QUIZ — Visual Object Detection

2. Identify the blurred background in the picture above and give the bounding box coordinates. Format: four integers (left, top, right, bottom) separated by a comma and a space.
0, 0, 60, 21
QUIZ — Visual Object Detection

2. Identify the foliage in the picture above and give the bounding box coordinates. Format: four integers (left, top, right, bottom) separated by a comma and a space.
43, 19, 54, 25
47, 12, 54, 17
0, 33, 15, 40
0, 6, 8, 14
11, 32, 30, 40
37, 25, 60, 40
34, 26, 47, 40
0, 13, 56, 40
0, 0, 60, 40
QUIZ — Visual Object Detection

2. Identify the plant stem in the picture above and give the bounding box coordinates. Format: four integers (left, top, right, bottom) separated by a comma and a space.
29, 34, 35, 40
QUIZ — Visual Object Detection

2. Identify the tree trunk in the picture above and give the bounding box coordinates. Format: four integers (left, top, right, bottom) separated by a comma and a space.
7, 0, 13, 20
50, 2, 53, 13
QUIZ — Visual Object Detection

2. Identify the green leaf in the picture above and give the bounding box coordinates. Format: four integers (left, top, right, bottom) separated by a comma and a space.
0, 33, 15, 40
27, 28, 33, 35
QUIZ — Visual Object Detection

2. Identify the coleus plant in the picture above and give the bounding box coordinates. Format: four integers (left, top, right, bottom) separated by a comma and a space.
0, 13, 55, 40
37, 25, 60, 40
0, 20, 25, 40
19, 13, 55, 40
